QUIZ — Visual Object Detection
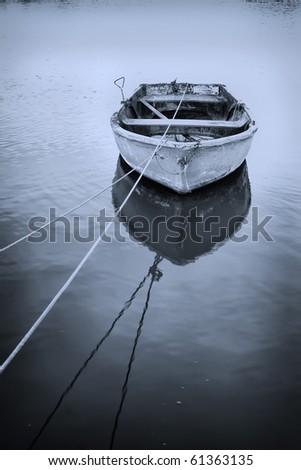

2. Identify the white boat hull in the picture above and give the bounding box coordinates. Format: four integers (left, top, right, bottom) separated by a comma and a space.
111, 112, 257, 194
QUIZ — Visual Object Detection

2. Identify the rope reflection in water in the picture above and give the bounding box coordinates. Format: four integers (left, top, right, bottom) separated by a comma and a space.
29, 255, 163, 450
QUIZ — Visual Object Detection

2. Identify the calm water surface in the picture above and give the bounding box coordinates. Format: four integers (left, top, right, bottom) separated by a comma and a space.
0, 0, 301, 450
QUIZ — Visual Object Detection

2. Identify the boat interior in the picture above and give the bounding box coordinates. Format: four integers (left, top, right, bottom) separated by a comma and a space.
118, 83, 251, 141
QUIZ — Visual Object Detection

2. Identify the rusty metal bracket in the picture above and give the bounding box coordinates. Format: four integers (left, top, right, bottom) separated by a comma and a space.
114, 76, 126, 102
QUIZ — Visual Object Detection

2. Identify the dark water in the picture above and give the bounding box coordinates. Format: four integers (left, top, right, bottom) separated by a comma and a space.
0, 0, 301, 450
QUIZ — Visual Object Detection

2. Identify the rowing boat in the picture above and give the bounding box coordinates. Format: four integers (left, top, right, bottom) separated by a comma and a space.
111, 81, 257, 194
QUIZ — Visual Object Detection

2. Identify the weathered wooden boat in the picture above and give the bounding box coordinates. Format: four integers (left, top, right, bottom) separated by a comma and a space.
112, 157, 251, 265
111, 81, 257, 194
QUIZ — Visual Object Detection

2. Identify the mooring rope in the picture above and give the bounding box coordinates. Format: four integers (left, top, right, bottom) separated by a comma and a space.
0, 83, 188, 374
0, 156, 152, 254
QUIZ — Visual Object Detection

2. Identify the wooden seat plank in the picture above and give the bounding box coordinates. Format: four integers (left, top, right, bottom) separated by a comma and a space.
139, 98, 167, 119
122, 116, 248, 129
144, 94, 227, 103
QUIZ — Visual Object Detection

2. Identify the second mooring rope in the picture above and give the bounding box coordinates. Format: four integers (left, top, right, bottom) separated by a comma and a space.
0, 83, 188, 374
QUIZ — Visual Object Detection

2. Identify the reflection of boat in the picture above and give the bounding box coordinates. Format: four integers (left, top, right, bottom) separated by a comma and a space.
112, 156, 251, 265
111, 81, 257, 193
